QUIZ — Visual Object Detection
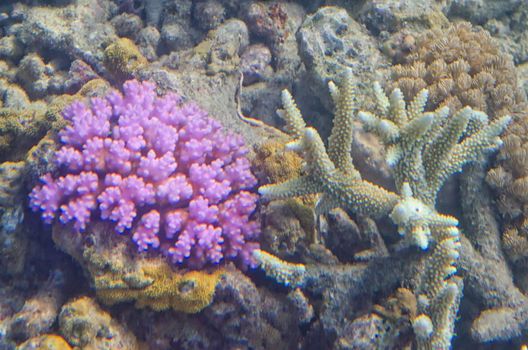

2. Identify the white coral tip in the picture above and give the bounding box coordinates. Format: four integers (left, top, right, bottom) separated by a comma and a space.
444, 265, 457, 276
358, 111, 376, 126
413, 314, 434, 339
445, 281, 459, 295
285, 140, 303, 152
401, 182, 413, 198
258, 186, 272, 196
386, 148, 402, 167
414, 230, 430, 250
304, 127, 318, 141
446, 227, 459, 237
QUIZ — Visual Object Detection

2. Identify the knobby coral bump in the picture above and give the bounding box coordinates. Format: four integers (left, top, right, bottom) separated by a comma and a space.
29, 80, 260, 269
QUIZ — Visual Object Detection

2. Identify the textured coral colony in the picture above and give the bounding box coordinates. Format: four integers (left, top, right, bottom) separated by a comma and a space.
29, 80, 260, 269
1, 1, 528, 350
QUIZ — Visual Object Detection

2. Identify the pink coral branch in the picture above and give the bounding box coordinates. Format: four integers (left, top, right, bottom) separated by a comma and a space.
29, 80, 260, 269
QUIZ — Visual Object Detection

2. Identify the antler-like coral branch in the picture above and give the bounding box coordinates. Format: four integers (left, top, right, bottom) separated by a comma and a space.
255, 69, 511, 350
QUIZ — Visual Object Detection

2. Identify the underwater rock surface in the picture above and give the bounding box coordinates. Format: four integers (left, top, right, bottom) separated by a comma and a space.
1, 0, 528, 349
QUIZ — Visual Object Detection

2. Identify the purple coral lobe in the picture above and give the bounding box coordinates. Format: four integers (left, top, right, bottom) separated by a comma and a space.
30, 80, 260, 269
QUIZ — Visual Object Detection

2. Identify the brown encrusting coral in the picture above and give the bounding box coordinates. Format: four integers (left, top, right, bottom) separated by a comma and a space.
390, 22, 527, 121
487, 121, 528, 270
390, 20, 528, 271
390, 20, 528, 344
254, 139, 319, 251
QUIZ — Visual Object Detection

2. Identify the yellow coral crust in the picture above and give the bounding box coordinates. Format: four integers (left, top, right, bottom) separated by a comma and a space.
96, 260, 225, 313
103, 37, 147, 81
17, 334, 72, 350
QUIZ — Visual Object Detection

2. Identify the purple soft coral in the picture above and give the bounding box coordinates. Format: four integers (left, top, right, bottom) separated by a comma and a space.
30, 80, 260, 269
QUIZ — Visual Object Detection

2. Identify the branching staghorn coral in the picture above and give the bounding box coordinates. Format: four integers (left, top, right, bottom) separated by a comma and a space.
389, 21, 528, 343
255, 69, 510, 349
389, 21, 528, 273
260, 74, 399, 219
390, 23, 528, 280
